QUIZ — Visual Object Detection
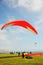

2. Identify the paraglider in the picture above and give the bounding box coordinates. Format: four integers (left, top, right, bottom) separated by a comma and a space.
1, 20, 38, 34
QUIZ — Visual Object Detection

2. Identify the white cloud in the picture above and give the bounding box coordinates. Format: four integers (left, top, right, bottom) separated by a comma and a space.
3, 0, 43, 11
31, 0, 42, 11
0, 24, 27, 50
14, 27, 28, 33
4, 0, 18, 8
18, 0, 42, 11
0, 29, 10, 43
7, 15, 16, 22
34, 15, 43, 31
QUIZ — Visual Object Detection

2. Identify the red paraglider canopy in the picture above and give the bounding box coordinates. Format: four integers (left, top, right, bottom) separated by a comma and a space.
1, 20, 38, 34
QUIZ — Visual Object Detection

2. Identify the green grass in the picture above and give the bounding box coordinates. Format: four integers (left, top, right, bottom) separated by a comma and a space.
0, 54, 18, 57
0, 54, 43, 65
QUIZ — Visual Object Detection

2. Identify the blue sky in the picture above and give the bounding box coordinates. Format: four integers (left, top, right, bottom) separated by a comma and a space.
0, 0, 43, 52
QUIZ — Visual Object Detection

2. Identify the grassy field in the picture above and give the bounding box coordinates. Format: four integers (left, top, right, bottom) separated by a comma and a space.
0, 54, 43, 65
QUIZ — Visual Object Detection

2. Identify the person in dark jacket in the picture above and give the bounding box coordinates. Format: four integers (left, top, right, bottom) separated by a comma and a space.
22, 52, 24, 58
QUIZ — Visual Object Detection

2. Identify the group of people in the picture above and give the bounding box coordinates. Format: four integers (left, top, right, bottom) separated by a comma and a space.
18, 52, 32, 59
18, 52, 24, 58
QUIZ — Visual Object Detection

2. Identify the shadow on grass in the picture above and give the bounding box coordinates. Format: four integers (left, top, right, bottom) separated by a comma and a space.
0, 56, 20, 59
